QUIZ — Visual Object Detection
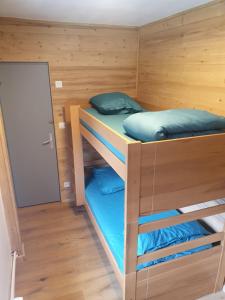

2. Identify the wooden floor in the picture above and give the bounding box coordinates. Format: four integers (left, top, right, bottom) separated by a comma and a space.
16, 202, 122, 300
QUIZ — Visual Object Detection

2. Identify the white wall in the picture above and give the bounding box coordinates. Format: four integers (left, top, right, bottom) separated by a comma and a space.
0, 0, 213, 26
0, 188, 12, 300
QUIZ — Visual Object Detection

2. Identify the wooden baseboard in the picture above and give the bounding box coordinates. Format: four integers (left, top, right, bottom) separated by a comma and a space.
10, 251, 17, 300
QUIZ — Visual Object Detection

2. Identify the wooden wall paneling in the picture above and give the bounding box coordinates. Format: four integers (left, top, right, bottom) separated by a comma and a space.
82, 139, 103, 166
138, 0, 225, 116
0, 17, 138, 202
53, 105, 75, 202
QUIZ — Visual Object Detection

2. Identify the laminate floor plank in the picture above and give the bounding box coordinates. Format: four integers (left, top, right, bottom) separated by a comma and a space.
15, 203, 122, 300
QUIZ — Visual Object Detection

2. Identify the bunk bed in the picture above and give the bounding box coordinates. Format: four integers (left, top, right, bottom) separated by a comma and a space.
66, 98, 225, 300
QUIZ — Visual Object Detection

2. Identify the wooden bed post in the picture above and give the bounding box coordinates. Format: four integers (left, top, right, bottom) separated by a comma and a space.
124, 142, 141, 300
70, 105, 85, 206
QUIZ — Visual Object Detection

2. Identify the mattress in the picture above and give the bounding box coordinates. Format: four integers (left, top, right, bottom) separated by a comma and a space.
85, 173, 211, 273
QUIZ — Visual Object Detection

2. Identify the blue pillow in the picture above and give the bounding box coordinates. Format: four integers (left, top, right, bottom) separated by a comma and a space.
90, 92, 143, 115
93, 167, 124, 194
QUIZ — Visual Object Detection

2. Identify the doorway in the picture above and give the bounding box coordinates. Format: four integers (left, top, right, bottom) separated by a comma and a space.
0, 62, 60, 207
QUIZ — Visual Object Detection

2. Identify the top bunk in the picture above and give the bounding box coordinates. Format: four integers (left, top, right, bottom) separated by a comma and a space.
65, 93, 225, 216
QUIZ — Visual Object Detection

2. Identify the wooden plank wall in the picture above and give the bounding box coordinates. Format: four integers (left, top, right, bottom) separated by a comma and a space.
138, 0, 225, 116
0, 18, 138, 202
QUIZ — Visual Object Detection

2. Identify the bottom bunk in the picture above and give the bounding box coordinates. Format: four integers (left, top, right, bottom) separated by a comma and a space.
84, 167, 223, 299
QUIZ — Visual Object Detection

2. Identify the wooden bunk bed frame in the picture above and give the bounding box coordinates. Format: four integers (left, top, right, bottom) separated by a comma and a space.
66, 102, 225, 300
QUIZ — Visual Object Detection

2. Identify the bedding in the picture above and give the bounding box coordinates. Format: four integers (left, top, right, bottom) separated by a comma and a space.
93, 167, 124, 194
90, 92, 143, 115
86, 167, 211, 273
82, 108, 225, 163
123, 109, 225, 142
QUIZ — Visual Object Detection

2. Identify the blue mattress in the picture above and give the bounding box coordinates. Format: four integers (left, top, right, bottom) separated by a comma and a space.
85, 173, 211, 273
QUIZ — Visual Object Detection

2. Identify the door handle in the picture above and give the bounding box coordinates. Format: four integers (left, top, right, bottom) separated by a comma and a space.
42, 133, 54, 149
42, 139, 51, 145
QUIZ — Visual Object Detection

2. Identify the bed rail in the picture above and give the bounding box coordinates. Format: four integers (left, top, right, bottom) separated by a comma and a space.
80, 109, 131, 155
80, 124, 126, 179
139, 203, 225, 233
138, 232, 223, 265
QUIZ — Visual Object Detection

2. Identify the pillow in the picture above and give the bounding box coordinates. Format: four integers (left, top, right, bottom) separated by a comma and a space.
123, 109, 225, 142
93, 167, 124, 194
90, 92, 143, 115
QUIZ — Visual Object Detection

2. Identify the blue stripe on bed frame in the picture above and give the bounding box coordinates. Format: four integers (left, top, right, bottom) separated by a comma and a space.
80, 119, 126, 163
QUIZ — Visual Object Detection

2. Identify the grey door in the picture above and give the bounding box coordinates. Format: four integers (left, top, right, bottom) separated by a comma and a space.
0, 62, 60, 207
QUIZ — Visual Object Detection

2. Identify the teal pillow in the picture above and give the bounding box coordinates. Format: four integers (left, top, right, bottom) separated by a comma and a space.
123, 109, 225, 142
90, 92, 143, 115
93, 167, 124, 194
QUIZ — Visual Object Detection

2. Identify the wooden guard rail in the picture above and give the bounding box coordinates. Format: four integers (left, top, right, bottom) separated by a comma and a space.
137, 232, 223, 265
80, 109, 132, 154
139, 203, 225, 233
137, 203, 225, 265
80, 124, 126, 180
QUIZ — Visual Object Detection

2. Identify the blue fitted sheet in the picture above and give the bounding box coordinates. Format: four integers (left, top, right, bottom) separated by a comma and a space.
85, 108, 134, 139
85, 174, 211, 273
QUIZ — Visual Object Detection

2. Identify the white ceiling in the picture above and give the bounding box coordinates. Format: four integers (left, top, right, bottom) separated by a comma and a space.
0, 0, 213, 26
